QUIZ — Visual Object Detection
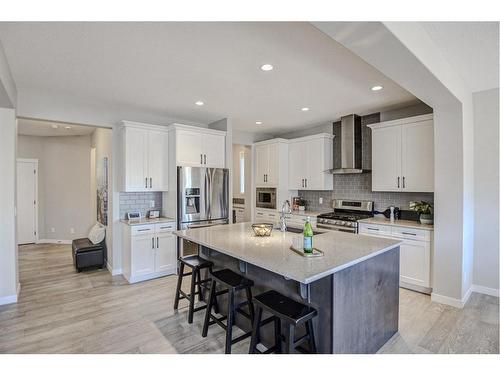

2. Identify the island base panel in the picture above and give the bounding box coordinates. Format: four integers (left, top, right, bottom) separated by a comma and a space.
199, 245, 399, 354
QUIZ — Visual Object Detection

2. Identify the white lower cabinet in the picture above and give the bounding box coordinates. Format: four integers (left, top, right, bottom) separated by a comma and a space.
123, 221, 177, 283
358, 222, 433, 293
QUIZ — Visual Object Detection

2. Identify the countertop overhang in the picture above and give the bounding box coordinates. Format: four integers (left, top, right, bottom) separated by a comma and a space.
174, 223, 402, 284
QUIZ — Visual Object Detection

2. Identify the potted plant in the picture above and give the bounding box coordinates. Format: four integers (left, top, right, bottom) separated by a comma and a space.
409, 201, 433, 224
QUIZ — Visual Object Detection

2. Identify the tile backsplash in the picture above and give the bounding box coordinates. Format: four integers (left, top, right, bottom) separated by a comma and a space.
299, 112, 434, 213
119, 192, 163, 219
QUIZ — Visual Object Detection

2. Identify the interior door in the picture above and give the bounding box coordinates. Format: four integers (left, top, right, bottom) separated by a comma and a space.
148, 130, 169, 191
203, 133, 225, 168
176, 130, 203, 166
155, 232, 177, 273
255, 144, 268, 186
17, 159, 37, 244
371, 125, 402, 192
125, 127, 148, 191
288, 141, 306, 189
401, 120, 434, 192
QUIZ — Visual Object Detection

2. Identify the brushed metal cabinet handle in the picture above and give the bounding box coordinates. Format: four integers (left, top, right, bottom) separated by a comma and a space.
204, 154, 207, 165
152, 237, 155, 249
145, 177, 148, 188
397, 177, 400, 189
200, 154, 203, 164
367, 227, 379, 231
403, 176, 406, 188
305, 178, 307, 188
150, 177, 152, 189
402, 232, 416, 236
157, 236, 159, 248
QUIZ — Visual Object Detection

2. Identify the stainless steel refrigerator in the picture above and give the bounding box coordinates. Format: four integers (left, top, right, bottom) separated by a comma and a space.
177, 166, 229, 230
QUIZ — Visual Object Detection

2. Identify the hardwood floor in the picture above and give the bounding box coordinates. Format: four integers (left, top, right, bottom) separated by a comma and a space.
0, 244, 498, 354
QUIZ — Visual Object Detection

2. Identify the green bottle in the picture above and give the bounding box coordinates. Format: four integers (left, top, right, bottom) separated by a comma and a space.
303, 216, 313, 253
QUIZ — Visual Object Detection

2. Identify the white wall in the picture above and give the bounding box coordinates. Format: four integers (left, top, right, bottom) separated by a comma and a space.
0, 108, 18, 305
473, 88, 499, 293
17, 134, 93, 240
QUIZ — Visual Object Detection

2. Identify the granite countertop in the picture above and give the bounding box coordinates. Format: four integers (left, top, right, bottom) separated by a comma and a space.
173, 222, 401, 284
358, 217, 434, 231
120, 217, 175, 226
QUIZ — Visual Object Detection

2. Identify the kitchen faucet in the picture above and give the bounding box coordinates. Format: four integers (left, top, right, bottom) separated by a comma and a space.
279, 200, 292, 232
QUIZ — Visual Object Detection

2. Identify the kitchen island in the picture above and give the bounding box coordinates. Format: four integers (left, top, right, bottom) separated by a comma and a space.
174, 223, 402, 354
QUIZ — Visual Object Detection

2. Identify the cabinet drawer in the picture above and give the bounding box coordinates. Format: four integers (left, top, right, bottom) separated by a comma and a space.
391, 226, 430, 241
358, 223, 392, 236
155, 222, 176, 233
131, 224, 155, 236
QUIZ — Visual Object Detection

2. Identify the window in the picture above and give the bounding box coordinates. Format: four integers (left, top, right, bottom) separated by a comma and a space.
239, 151, 245, 194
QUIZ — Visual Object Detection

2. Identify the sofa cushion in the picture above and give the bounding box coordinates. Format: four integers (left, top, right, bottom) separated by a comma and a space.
88, 223, 105, 244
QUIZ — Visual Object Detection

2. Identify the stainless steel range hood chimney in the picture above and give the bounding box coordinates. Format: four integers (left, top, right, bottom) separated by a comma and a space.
329, 114, 369, 174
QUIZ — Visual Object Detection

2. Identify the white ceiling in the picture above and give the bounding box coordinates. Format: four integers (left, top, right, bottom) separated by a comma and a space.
17, 118, 96, 136
0, 22, 417, 133
420, 22, 499, 93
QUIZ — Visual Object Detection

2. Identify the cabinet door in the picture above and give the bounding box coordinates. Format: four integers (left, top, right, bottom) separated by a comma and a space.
131, 235, 155, 277
125, 127, 148, 191
371, 126, 402, 191
266, 142, 279, 186
288, 141, 306, 189
203, 133, 225, 168
255, 144, 268, 186
402, 120, 434, 192
400, 239, 431, 288
155, 232, 177, 273
148, 130, 169, 191
176, 130, 203, 166
305, 138, 325, 190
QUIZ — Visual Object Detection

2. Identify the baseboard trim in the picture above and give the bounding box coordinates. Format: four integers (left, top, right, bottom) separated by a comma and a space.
472, 284, 500, 297
106, 261, 122, 276
0, 293, 18, 306
431, 287, 472, 309
36, 239, 72, 245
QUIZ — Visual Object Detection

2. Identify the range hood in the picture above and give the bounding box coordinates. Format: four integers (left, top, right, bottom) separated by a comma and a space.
328, 114, 369, 174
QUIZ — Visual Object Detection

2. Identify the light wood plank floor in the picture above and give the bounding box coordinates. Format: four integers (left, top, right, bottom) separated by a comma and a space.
0, 244, 498, 354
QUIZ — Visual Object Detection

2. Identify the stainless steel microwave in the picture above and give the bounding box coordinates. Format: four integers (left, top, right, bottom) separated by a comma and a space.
256, 188, 276, 209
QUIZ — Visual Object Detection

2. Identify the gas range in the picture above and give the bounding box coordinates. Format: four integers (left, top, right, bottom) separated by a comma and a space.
317, 200, 374, 233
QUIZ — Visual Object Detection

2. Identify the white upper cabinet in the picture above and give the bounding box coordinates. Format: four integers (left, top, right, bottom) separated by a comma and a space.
174, 127, 226, 168
401, 120, 434, 192
288, 134, 333, 190
254, 140, 285, 187
121, 122, 169, 192
368, 114, 434, 193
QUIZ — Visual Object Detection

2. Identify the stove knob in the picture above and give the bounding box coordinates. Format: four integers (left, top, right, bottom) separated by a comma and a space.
340, 221, 346, 226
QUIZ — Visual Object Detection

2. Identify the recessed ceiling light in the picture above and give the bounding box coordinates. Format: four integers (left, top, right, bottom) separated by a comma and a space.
65, 126, 71, 130
301, 107, 310, 112
195, 101, 204, 106
255, 121, 263, 125
371, 85, 383, 91
260, 64, 274, 71
51, 124, 58, 129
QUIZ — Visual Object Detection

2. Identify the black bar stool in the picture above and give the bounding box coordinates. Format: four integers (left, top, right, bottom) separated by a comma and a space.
173, 255, 216, 324
202, 269, 255, 354
249, 290, 318, 354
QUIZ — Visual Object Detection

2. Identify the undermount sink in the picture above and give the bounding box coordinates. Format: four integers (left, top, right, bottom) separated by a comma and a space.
284, 226, 323, 235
